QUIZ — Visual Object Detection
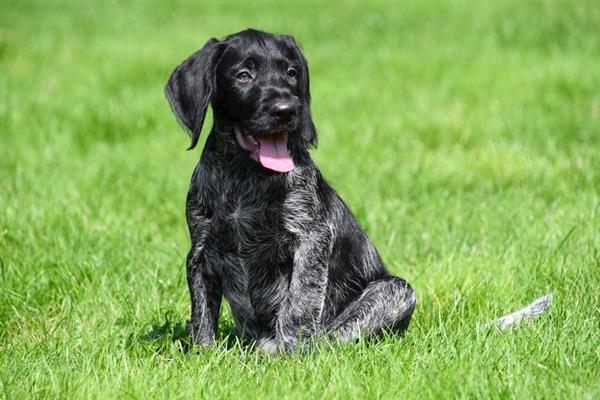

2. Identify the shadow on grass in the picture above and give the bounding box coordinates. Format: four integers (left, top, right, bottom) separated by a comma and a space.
135, 312, 413, 356
136, 312, 245, 354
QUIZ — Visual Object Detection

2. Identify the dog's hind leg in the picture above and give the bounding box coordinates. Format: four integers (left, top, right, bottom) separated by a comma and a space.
326, 277, 416, 342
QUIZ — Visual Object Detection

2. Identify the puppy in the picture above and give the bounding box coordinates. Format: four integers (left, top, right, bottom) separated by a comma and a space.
165, 29, 415, 352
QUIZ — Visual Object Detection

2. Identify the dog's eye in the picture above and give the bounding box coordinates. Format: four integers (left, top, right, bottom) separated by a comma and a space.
286, 68, 298, 79
236, 71, 253, 82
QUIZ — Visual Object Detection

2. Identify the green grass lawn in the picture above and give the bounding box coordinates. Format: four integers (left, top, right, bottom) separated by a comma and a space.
1, 1, 599, 398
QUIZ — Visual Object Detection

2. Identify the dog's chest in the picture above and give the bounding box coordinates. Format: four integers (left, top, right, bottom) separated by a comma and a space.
209, 189, 295, 334
213, 191, 290, 254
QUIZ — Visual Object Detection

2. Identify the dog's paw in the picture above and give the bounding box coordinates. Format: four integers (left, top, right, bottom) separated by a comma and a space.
187, 322, 214, 347
256, 338, 281, 355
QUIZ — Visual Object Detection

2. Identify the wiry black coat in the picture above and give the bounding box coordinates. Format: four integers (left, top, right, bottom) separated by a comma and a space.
166, 29, 415, 352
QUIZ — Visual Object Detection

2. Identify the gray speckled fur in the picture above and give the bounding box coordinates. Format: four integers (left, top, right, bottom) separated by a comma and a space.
166, 29, 415, 352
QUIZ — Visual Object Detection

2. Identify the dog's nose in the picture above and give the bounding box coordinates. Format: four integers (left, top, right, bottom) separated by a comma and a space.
271, 102, 297, 119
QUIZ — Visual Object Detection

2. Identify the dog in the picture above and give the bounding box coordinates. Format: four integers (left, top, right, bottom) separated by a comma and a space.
165, 29, 416, 353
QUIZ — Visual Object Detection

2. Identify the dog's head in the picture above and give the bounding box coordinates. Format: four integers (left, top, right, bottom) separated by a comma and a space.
165, 29, 317, 173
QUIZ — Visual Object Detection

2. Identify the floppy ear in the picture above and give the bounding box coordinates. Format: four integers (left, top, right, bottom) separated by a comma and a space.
165, 38, 225, 149
281, 35, 318, 147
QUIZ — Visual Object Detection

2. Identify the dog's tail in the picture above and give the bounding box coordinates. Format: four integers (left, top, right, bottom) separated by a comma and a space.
484, 293, 553, 330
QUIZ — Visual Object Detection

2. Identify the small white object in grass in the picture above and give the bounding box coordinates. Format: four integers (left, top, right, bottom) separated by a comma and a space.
487, 293, 553, 330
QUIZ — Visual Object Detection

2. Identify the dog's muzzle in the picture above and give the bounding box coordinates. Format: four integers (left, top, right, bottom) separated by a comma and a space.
234, 127, 295, 173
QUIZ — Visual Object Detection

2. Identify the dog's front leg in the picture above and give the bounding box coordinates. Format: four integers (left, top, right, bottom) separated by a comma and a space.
186, 246, 222, 347
275, 224, 332, 350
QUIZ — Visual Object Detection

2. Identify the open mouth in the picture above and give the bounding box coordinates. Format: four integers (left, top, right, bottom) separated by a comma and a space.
234, 127, 295, 173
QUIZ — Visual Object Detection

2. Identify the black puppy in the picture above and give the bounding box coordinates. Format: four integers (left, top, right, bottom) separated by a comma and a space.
165, 29, 415, 353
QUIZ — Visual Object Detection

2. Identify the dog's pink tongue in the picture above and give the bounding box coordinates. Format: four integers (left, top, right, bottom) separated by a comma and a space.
258, 133, 294, 173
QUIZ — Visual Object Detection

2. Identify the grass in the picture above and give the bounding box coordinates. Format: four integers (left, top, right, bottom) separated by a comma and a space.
1, 1, 599, 398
